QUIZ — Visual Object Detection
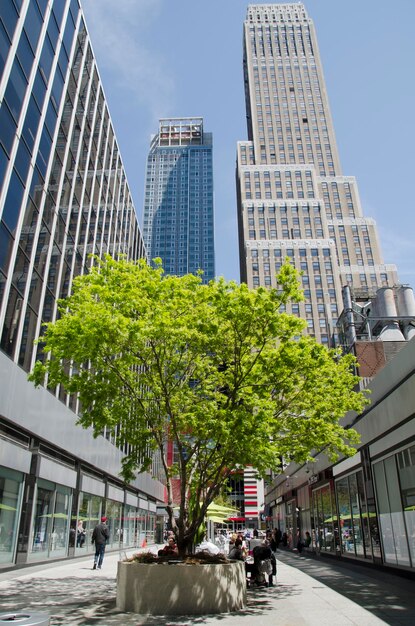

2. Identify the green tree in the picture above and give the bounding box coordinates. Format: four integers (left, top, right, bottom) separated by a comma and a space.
29, 256, 367, 556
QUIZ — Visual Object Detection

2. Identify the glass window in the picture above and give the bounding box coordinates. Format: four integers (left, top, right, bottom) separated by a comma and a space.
349, 473, 364, 556
30, 479, 55, 559
0, 143, 10, 194
52, 0, 66, 29
36, 0, 49, 18
51, 66, 65, 110
0, 102, 17, 156
62, 10, 76, 57
312, 483, 336, 553
75, 491, 103, 554
1, 169, 24, 233
106, 499, 122, 548
38, 33, 54, 83
47, 12, 59, 50
0, 0, 19, 40
373, 457, 411, 567
15, 30, 35, 80
0, 20, 11, 83
21, 95, 41, 153
336, 476, 353, 554
14, 139, 31, 184
23, 1, 43, 53
397, 444, 415, 566
0, 466, 23, 565
4, 58, 27, 122
32, 68, 47, 110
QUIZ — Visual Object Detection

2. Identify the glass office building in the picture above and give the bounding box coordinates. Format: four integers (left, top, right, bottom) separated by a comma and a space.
0, 0, 164, 569
236, 3, 399, 345
143, 117, 215, 283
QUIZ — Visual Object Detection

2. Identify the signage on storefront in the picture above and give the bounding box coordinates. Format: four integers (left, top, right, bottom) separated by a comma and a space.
275, 496, 283, 504
308, 474, 318, 485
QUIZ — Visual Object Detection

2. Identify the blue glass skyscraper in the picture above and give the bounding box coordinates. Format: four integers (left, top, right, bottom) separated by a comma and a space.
143, 117, 215, 283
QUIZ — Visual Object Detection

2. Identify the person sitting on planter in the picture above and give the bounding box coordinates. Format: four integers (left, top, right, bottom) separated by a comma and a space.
158, 536, 178, 556
228, 537, 245, 561
229, 538, 256, 585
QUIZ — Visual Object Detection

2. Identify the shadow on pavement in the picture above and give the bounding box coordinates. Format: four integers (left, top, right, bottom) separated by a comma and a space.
278, 550, 415, 626
0, 574, 297, 625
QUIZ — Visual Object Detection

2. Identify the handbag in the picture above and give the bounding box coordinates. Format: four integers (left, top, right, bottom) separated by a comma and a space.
258, 558, 272, 575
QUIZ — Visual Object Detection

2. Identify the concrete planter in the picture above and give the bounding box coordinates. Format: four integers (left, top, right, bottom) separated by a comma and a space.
116, 559, 246, 615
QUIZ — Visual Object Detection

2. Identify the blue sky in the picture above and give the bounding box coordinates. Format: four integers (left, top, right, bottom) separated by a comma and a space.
82, 0, 415, 289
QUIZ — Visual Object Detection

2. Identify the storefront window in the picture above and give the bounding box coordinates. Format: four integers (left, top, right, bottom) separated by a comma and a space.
75, 492, 102, 554
0, 467, 23, 564
106, 499, 122, 548
336, 476, 353, 554
146, 512, 156, 543
136, 508, 147, 547
50, 486, 71, 557
397, 444, 415, 566
349, 474, 364, 556
373, 456, 411, 567
285, 500, 295, 548
336, 470, 376, 559
312, 483, 335, 552
356, 470, 373, 558
30, 479, 54, 559
30, 479, 71, 560
123, 505, 137, 547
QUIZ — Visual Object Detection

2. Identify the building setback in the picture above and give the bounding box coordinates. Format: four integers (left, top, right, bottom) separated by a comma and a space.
236, 3, 399, 346
0, 0, 164, 569
143, 117, 215, 283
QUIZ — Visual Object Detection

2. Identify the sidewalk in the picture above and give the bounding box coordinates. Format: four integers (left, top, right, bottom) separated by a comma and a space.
0, 547, 413, 625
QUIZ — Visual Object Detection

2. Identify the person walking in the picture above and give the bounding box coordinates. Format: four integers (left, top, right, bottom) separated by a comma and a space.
92, 516, 109, 570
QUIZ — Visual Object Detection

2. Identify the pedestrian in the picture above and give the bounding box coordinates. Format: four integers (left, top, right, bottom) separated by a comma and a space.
248, 528, 262, 555
92, 516, 109, 570
273, 527, 282, 548
76, 520, 85, 548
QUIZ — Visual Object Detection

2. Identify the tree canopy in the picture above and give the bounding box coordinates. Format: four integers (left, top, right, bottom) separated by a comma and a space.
29, 256, 367, 555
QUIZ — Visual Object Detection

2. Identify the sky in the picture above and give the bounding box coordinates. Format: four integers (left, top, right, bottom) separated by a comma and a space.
81, 0, 415, 289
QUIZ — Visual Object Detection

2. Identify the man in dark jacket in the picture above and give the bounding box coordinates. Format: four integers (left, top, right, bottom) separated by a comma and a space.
92, 516, 109, 570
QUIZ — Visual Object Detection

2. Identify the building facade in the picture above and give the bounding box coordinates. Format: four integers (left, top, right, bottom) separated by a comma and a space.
0, 0, 164, 569
143, 117, 215, 283
236, 3, 399, 346
265, 319, 415, 574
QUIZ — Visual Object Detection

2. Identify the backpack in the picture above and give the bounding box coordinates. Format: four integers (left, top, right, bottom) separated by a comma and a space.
258, 558, 272, 575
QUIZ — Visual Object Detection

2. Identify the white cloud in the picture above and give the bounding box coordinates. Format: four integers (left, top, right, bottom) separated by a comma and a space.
81, 0, 175, 122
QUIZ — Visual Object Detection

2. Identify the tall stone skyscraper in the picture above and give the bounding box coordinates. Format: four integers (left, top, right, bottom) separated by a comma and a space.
237, 3, 398, 345
143, 117, 215, 283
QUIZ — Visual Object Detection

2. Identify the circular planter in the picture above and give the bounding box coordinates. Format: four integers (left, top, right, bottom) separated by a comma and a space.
116, 560, 246, 615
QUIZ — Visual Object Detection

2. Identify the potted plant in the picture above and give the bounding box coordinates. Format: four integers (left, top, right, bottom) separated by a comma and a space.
30, 256, 367, 614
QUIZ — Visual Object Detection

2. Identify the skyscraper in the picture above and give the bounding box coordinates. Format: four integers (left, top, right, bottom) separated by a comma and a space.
0, 0, 163, 568
143, 117, 215, 283
236, 3, 399, 346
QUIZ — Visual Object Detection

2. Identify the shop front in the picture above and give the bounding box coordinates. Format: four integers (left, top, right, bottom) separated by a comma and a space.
29, 479, 72, 561
372, 442, 415, 570
335, 468, 379, 560
0, 466, 24, 565
311, 481, 337, 553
